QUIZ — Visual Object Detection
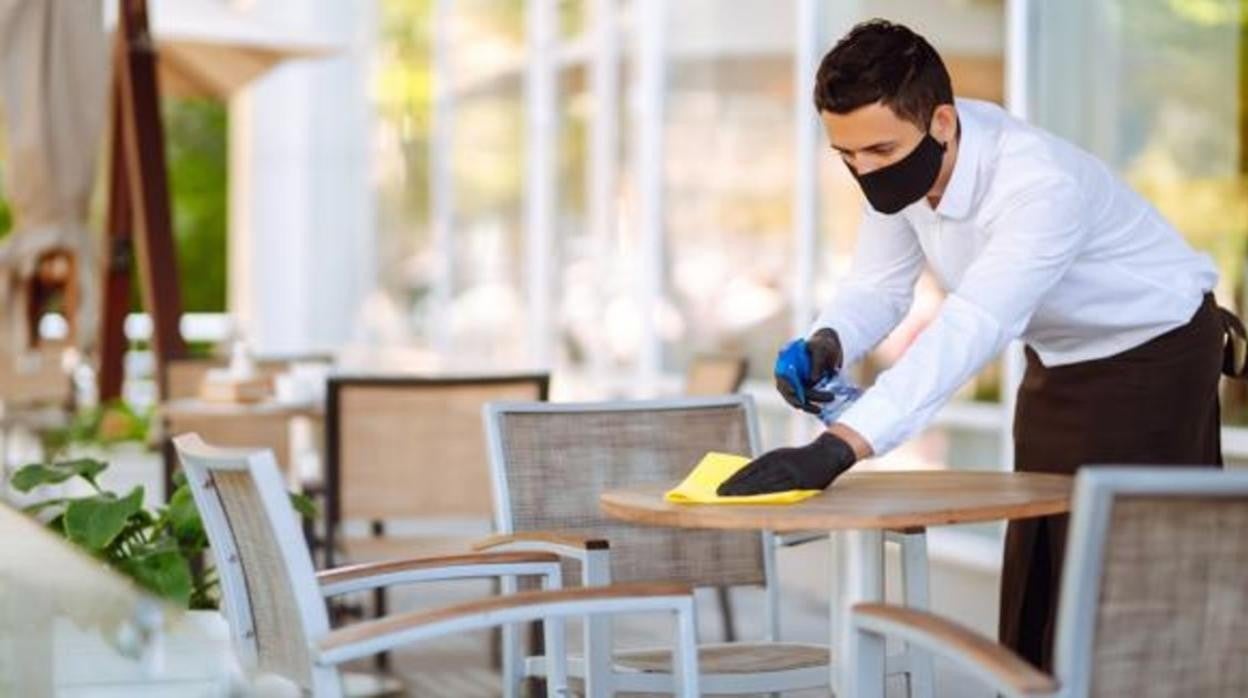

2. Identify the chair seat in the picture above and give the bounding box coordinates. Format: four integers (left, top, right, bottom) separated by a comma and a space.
613, 642, 829, 675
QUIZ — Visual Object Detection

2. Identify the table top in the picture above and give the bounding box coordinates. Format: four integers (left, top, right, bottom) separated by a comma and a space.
601, 470, 1073, 532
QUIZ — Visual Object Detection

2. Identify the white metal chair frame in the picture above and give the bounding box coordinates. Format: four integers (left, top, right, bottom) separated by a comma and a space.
480, 395, 934, 697
174, 433, 702, 697
851, 466, 1248, 698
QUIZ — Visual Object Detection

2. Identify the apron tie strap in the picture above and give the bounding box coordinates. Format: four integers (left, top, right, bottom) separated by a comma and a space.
1217, 305, 1248, 378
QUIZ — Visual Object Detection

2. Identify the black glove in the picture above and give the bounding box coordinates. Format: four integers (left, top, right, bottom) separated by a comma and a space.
717, 431, 857, 496
775, 328, 844, 413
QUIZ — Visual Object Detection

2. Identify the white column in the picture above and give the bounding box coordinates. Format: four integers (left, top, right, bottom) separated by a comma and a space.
229, 0, 377, 355
634, 0, 667, 395
429, 0, 455, 353
525, 0, 558, 367
1001, 0, 1031, 471
792, 0, 822, 336
589, 0, 620, 387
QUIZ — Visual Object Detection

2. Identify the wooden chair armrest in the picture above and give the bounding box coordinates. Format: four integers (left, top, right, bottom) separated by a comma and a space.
317, 551, 561, 597
317, 582, 692, 666
853, 603, 1059, 697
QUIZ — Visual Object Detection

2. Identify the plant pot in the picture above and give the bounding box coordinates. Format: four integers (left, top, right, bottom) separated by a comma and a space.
49, 608, 239, 697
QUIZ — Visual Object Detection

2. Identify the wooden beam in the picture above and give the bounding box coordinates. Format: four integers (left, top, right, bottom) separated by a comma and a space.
98, 0, 187, 401
97, 46, 134, 401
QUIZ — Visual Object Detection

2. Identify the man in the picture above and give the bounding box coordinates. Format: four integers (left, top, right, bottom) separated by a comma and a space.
718, 19, 1236, 670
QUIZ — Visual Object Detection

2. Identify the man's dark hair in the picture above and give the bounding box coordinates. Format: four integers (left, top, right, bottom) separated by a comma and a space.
813, 19, 953, 128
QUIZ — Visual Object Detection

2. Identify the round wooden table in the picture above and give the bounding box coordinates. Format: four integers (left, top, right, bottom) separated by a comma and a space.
600, 470, 1073, 696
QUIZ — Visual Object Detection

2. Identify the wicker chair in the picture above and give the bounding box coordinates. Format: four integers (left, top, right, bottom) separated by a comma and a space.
684, 354, 748, 397
172, 433, 701, 697
323, 374, 549, 618
851, 466, 1248, 698
0, 341, 73, 407
479, 396, 851, 696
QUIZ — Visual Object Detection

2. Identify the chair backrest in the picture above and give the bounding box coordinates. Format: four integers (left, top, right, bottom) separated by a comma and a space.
1054, 467, 1248, 697
683, 354, 748, 396
485, 396, 766, 588
173, 433, 327, 692
326, 373, 549, 526
0, 341, 72, 407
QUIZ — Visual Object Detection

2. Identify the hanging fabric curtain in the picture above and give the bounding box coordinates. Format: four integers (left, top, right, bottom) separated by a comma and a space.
0, 0, 108, 354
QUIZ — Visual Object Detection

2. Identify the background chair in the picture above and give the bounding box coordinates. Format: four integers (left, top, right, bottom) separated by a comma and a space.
851, 466, 1248, 698
173, 432, 701, 697
683, 353, 748, 397
322, 372, 549, 672
480, 395, 838, 696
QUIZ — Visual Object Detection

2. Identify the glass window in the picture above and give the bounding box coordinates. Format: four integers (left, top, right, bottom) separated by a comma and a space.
660, 0, 798, 383
1028, 0, 1248, 425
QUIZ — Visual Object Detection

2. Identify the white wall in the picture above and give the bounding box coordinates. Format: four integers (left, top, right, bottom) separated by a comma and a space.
228, 0, 377, 355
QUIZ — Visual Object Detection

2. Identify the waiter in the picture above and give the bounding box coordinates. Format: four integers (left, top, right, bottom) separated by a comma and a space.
718, 19, 1238, 670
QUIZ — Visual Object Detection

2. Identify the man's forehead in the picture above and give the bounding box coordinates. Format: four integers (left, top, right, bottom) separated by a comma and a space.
820, 102, 919, 150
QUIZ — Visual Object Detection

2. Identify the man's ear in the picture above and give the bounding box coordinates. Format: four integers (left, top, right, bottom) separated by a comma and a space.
931, 103, 958, 145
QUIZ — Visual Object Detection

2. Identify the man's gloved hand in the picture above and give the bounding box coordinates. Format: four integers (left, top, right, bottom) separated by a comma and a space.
716, 431, 857, 496
775, 328, 844, 413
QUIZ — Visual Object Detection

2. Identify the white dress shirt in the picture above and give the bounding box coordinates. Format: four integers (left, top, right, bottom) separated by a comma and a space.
815, 98, 1218, 456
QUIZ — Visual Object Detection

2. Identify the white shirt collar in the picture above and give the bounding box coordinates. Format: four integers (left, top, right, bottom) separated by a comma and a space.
933, 99, 981, 220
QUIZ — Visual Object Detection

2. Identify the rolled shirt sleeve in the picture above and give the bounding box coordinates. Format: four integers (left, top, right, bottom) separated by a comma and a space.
810, 206, 924, 367
839, 176, 1088, 455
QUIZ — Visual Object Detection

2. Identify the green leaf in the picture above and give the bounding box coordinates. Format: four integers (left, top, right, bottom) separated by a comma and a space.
119, 549, 193, 607
22, 498, 69, 515
289, 492, 318, 520
167, 486, 204, 541
10, 458, 108, 492
64, 486, 144, 550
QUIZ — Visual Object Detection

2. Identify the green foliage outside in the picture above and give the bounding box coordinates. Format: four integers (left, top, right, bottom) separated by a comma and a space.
162, 99, 229, 313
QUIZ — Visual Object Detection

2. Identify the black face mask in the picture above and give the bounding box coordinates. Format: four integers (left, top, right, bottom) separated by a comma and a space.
847, 131, 947, 215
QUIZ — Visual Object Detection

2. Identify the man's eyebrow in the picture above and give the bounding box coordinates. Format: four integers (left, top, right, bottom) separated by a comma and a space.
831, 140, 897, 155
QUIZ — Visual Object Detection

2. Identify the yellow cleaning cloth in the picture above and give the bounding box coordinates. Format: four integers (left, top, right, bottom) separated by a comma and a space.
664, 452, 821, 505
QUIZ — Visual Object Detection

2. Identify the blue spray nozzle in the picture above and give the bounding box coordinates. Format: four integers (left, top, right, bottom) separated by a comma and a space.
774, 337, 862, 424
774, 338, 814, 405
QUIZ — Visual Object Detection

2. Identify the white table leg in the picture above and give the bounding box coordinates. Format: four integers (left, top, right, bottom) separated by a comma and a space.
831, 528, 884, 697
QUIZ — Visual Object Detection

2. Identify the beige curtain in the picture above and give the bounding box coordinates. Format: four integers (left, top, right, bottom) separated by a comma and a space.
0, 0, 107, 354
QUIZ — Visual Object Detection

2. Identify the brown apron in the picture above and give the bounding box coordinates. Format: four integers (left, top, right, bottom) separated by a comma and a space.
999, 293, 1240, 670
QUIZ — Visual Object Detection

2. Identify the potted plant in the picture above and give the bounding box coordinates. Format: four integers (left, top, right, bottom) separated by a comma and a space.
9, 455, 315, 690
10, 456, 316, 609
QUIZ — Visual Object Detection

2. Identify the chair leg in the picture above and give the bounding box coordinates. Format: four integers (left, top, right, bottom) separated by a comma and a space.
372, 586, 390, 673
541, 575, 568, 697
370, 521, 390, 674
852, 625, 887, 698
526, 620, 546, 697
714, 586, 737, 642
898, 529, 934, 698
500, 576, 526, 698
672, 597, 701, 698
